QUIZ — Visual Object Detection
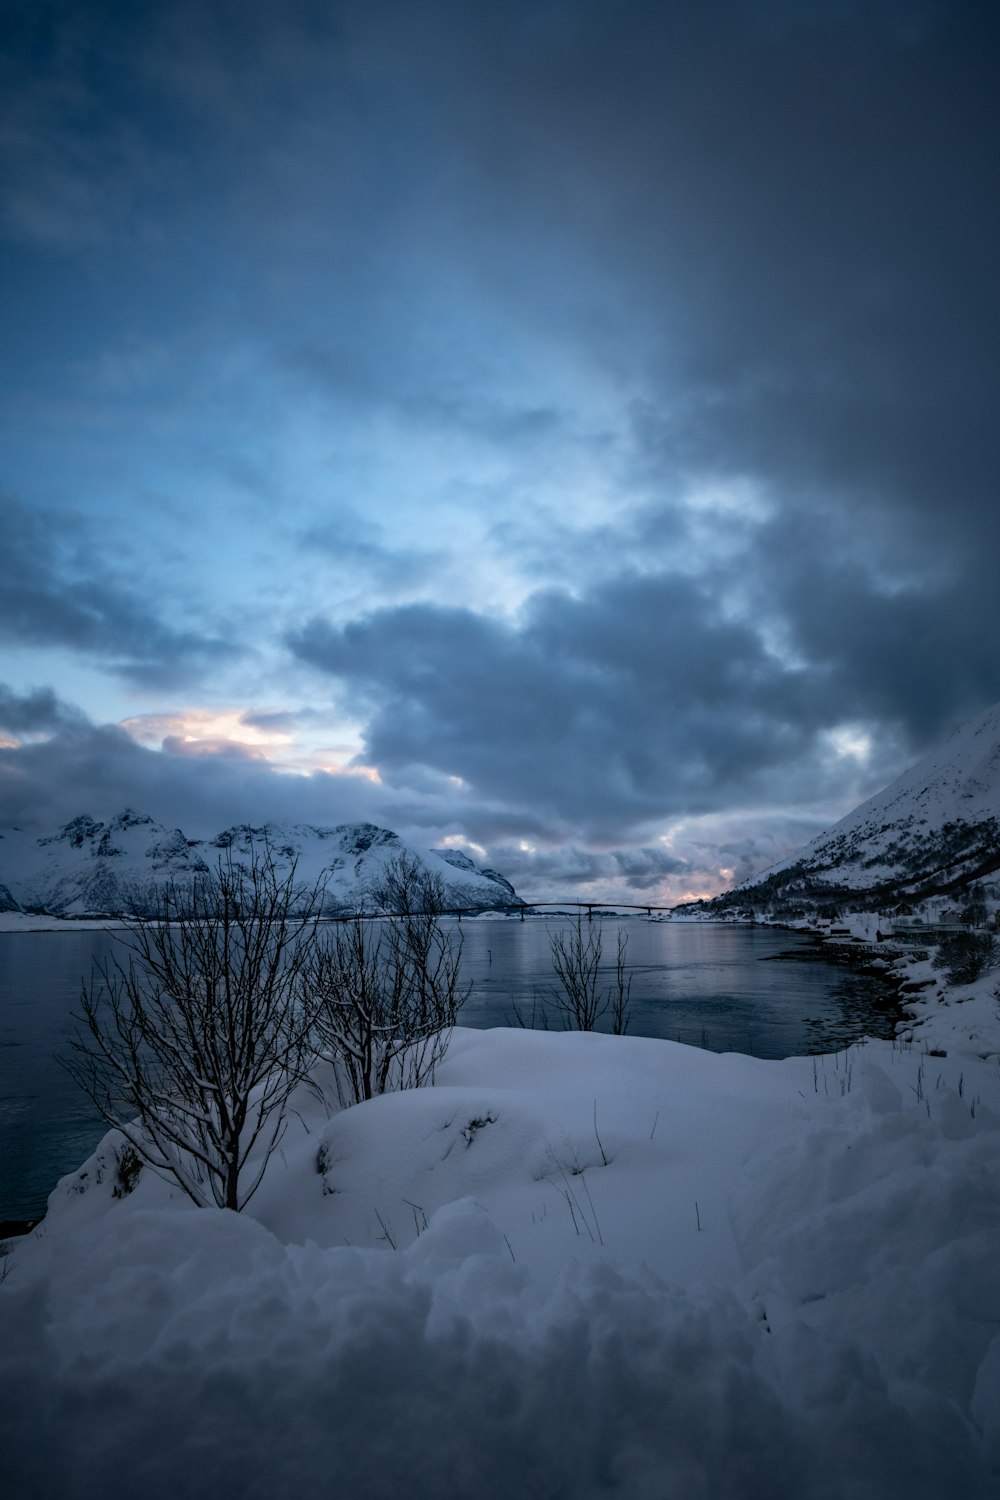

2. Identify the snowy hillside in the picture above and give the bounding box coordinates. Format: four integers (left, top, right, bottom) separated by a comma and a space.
699, 701, 1000, 919
0, 809, 517, 916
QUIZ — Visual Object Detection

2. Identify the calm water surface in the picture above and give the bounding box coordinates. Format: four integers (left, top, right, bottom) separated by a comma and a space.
0, 919, 897, 1221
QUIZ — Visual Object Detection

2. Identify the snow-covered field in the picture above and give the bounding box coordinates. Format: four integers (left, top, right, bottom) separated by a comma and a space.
2, 948, 999, 1498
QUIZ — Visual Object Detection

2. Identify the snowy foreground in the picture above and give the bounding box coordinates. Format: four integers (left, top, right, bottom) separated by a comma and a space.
2, 955, 999, 1498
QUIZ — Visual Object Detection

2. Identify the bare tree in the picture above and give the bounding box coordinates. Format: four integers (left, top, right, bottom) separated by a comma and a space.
369, 851, 449, 918
546, 917, 632, 1034
609, 928, 633, 1036
62, 847, 326, 1211
305, 856, 469, 1105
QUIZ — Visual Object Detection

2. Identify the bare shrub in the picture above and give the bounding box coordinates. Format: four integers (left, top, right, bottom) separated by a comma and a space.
933, 930, 997, 985
306, 856, 469, 1106
62, 846, 326, 1211
111, 1141, 143, 1199
546, 918, 632, 1034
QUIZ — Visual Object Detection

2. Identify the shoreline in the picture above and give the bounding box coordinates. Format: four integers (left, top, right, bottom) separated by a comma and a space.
0, 1217, 42, 1241
0, 916, 917, 1234
0, 912, 130, 933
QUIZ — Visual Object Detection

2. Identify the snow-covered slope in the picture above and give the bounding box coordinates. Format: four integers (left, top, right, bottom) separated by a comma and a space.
704, 701, 1000, 918
4, 1004, 999, 1497
0, 809, 517, 916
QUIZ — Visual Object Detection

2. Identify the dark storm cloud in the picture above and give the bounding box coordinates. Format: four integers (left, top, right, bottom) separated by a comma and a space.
3, 1, 999, 897
160, 736, 267, 761
486, 843, 691, 902
603, 14, 987, 526
291, 0, 1000, 791
287, 572, 888, 840
0, 708, 387, 836
609, 847, 691, 892
9, 0, 997, 563
0, 684, 84, 736
0, 496, 241, 688
1, 696, 622, 903
745, 510, 1000, 742
386, 0, 1000, 612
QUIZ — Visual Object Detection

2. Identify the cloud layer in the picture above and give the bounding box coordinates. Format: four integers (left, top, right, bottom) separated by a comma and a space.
2, 1, 999, 899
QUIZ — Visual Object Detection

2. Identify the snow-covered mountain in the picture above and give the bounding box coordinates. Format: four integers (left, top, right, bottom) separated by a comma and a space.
0, 809, 518, 917
693, 700, 1000, 920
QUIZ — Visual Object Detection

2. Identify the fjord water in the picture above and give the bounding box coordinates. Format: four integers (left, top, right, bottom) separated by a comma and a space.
0, 920, 896, 1222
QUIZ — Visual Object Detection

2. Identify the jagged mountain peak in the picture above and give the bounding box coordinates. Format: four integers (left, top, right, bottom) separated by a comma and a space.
433, 848, 477, 873
39, 814, 106, 848
108, 807, 156, 831
40, 809, 162, 851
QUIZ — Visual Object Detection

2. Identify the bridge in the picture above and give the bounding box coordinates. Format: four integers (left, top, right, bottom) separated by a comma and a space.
319, 898, 679, 923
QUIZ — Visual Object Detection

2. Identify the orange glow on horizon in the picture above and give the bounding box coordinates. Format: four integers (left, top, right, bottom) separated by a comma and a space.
314, 762, 383, 784
120, 708, 381, 783
122, 708, 294, 752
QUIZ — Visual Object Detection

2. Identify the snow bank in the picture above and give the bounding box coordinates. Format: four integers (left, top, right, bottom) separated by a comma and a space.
0, 912, 126, 932
2, 991, 999, 1497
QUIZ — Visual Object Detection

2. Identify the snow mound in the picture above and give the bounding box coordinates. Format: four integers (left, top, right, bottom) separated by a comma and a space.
2, 1013, 999, 1497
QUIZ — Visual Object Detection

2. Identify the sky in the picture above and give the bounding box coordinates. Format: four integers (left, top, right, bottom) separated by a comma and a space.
1, 0, 999, 905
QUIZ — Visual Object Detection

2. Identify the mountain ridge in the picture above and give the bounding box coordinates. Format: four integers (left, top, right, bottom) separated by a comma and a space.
680, 701, 1000, 922
0, 809, 518, 917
